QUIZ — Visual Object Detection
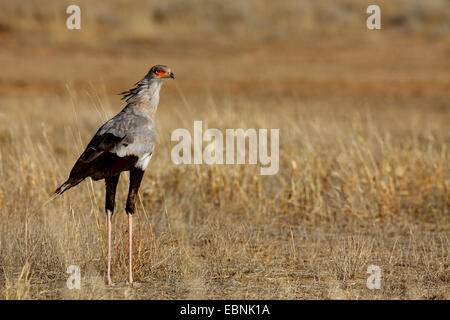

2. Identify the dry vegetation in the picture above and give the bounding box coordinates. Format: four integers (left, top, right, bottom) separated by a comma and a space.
0, 1, 449, 299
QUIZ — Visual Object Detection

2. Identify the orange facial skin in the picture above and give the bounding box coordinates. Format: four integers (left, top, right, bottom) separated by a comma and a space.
154, 69, 167, 77
154, 68, 174, 79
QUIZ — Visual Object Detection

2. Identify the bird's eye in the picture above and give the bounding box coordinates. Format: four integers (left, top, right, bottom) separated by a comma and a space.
155, 69, 160, 74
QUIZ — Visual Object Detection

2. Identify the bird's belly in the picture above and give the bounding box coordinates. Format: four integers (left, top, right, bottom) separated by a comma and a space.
90, 153, 139, 180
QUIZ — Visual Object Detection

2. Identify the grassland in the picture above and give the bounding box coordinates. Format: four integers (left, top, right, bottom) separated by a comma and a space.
0, 1, 449, 299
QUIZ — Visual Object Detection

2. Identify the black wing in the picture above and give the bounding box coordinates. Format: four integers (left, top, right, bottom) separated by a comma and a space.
69, 132, 127, 178
53, 132, 129, 195
78, 132, 125, 163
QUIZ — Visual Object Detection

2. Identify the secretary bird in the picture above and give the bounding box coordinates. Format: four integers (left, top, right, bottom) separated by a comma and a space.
54, 65, 174, 285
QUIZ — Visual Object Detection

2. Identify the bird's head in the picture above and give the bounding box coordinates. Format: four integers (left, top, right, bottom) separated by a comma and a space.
147, 65, 174, 80
121, 65, 174, 102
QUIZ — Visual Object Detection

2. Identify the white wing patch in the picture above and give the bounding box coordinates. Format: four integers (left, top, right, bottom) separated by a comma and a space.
136, 153, 152, 170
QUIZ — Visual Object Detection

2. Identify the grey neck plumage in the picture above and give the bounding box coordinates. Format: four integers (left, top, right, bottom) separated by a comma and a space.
121, 77, 163, 119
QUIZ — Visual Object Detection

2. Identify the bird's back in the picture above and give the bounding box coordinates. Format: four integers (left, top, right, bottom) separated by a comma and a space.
53, 109, 155, 195
72, 108, 156, 180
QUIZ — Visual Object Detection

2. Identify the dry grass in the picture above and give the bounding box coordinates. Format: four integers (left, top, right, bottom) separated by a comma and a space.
0, 90, 448, 299
0, 1, 449, 300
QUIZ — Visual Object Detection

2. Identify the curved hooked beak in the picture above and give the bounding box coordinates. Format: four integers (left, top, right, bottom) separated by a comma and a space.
169, 72, 174, 79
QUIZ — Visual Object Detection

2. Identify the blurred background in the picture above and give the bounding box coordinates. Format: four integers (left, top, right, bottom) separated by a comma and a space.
0, 0, 449, 98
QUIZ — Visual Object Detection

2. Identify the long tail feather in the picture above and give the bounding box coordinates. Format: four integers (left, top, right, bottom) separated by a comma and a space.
53, 178, 82, 196
54, 181, 71, 195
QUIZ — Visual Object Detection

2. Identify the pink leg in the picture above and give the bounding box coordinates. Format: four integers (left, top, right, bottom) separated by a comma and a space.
128, 214, 133, 284
107, 210, 113, 285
